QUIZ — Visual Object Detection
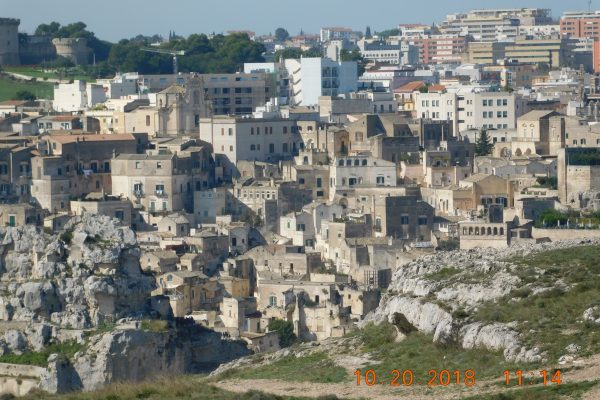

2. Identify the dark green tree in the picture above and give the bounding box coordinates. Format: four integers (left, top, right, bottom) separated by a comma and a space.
303, 47, 323, 57
268, 319, 296, 348
15, 90, 36, 101
275, 27, 290, 42
274, 47, 303, 60
475, 129, 494, 156
35, 21, 61, 36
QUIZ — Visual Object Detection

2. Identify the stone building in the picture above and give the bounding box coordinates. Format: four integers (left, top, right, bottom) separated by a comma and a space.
557, 147, 600, 207
31, 134, 144, 213
52, 38, 89, 65
0, 18, 20, 65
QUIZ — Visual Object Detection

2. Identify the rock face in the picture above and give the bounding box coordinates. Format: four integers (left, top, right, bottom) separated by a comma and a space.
362, 239, 600, 364
0, 214, 251, 394
39, 325, 250, 393
0, 214, 155, 329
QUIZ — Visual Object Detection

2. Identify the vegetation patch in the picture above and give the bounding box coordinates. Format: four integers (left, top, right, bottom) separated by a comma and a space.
140, 320, 169, 332
0, 74, 54, 101
218, 352, 347, 384
0, 340, 85, 367
474, 246, 600, 362
424, 267, 460, 281
22, 376, 323, 399
351, 322, 528, 381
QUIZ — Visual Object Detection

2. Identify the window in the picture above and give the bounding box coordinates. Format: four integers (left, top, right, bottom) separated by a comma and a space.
250, 144, 256, 151
400, 214, 409, 225
0, 164, 7, 175
297, 224, 306, 231
316, 177, 322, 188
269, 295, 277, 307
418, 216, 428, 225
145, 115, 151, 126
228, 128, 233, 136
156, 162, 162, 169
299, 178, 305, 184
376, 176, 385, 185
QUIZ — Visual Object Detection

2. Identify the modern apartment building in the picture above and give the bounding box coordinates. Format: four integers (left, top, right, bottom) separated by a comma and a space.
560, 11, 600, 40
441, 8, 553, 41
405, 35, 469, 65
284, 57, 358, 106
415, 91, 516, 134
320, 27, 358, 43
357, 40, 419, 66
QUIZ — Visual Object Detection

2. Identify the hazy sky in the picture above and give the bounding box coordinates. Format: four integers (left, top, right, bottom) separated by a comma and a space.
2, 0, 588, 42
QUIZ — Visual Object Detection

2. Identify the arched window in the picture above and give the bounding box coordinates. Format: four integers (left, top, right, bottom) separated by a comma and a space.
475, 227, 480, 235
500, 228, 505, 236
354, 159, 360, 166
481, 227, 486, 236
346, 159, 352, 166
493, 227, 498, 235
487, 227, 492, 235
362, 159, 368, 166
338, 159, 344, 166
469, 227, 473, 235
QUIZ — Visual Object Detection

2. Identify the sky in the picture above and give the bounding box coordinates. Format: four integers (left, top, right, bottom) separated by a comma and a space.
2, 0, 591, 42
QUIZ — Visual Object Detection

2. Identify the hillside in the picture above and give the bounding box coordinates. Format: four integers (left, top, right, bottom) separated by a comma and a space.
0, 74, 54, 101
15, 239, 600, 399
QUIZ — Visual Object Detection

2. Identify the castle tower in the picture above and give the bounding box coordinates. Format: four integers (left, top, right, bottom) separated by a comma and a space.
0, 18, 20, 65
52, 37, 90, 65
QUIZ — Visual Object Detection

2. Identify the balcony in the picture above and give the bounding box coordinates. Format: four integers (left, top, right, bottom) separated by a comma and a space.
154, 190, 168, 198
133, 190, 144, 198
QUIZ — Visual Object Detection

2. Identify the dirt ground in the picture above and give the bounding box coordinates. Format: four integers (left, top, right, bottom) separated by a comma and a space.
213, 354, 600, 399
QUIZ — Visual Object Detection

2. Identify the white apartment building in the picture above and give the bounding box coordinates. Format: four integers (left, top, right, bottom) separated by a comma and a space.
284, 57, 358, 106
357, 40, 419, 66
53, 80, 106, 112
96, 73, 139, 99
320, 27, 357, 43
441, 9, 552, 42
415, 91, 516, 134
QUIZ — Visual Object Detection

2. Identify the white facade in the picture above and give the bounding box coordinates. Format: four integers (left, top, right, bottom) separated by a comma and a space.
284, 58, 358, 106
358, 40, 419, 66
329, 156, 397, 200
199, 116, 308, 178
415, 91, 515, 135
53, 80, 106, 112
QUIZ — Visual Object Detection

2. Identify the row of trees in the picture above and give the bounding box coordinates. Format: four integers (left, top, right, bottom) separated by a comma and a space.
31, 22, 266, 77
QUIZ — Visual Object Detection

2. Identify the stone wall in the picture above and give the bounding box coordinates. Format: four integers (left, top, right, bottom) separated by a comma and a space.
532, 227, 600, 241
0, 363, 45, 396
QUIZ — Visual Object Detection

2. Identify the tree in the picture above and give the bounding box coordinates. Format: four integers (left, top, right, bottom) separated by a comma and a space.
377, 28, 401, 38
275, 27, 290, 42
268, 319, 296, 348
475, 129, 494, 156
15, 90, 36, 101
35, 21, 61, 36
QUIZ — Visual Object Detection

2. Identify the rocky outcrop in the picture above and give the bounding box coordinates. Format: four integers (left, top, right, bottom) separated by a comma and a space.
0, 214, 253, 395
363, 239, 600, 364
0, 214, 155, 329
39, 325, 251, 393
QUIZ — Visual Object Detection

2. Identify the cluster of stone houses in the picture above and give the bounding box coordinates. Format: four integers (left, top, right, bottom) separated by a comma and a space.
2, 61, 600, 353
